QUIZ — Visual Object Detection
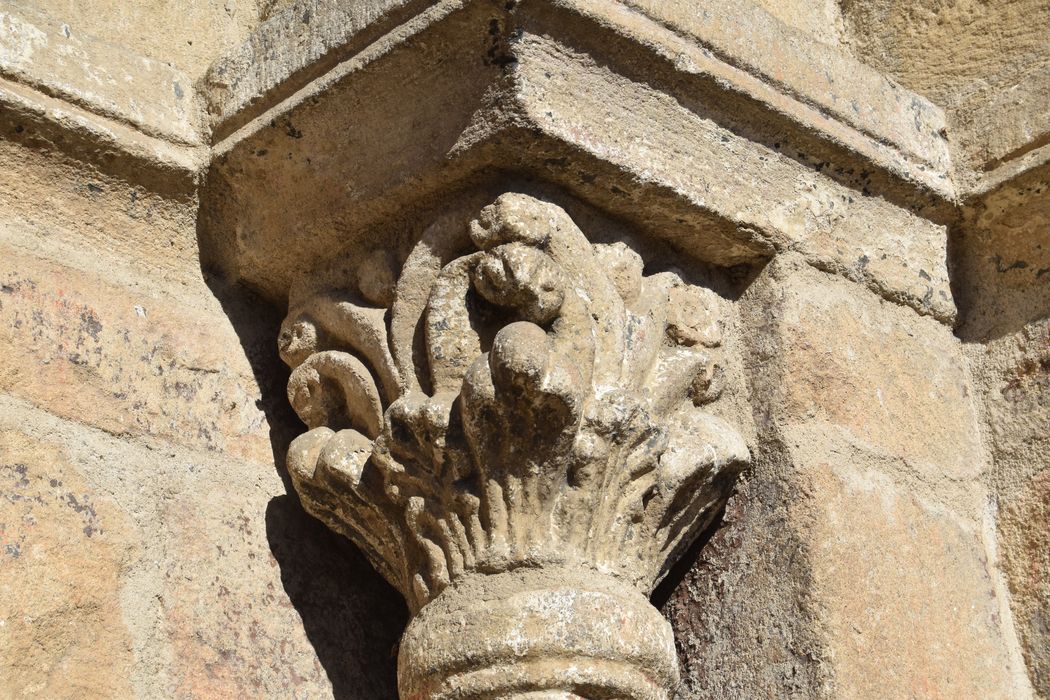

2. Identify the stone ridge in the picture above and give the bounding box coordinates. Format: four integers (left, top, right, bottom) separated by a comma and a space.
586, 0, 951, 187
204, 0, 954, 203
195, 0, 960, 326
202, 0, 454, 141
0, 4, 201, 145
2, 0, 1042, 202
1, 0, 1037, 329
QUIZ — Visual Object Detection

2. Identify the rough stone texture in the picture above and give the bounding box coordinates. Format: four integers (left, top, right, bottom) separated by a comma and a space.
955, 168, 1050, 343
662, 471, 833, 699
281, 193, 750, 698
663, 260, 1031, 699
840, 0, 1050, 107
510, 27, 956, 321
750, 0, 845, 46
0, 238, 272, 462
201, 0, 958, 325
203, 0, 443, 138
0, 130, 405, 696
666, 456, 1024, 700
839, 0, 1050, 186
0, 0, 1047, 698
999, 468, 1050, 696
0, 430, 137, 699
953, 157, 1050, 698
612, 0, 949, 177
9, 0, 277, 84
946, 62, 1050, 191
0, 396, 405, 698
957, 170, 1050, 696
0, 3, 201, 144
205, 0, 950, 191
798, 457, 1019, 700
749, 257, 983, 482
0, 137, 268, 461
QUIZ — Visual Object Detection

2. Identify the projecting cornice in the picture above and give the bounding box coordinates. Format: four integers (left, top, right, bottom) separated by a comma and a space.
196, 0, 971, 325
4, 0, 1046, 210
204, 0, 953, 201
5, 0, 1047, 326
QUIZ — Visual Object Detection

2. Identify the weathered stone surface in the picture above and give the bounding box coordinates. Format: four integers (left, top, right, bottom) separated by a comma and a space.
0, 394, 406, 698
665, 259, 1023, 698
750, 0, 845, 46
281, 193, 751, 698
955, 167, 1050, 343
799, 457, 1021, 699
667, 434, 1028, 699
0, 117, 408, 695
0, 236, 274, 463
840, 0, 1050, 185
977, 319, 1050, 489
512, 28, 955, 322
609, 0, 949, 176
999, 469, 1050, 696
957, 162, 1050, 698
841, 0, 1050, 106
157, 489, 404, 699
663, 472, 833, 700
0, 138, 199, 281
0, 3, 201, 144
0, 136, 278, 462
1, 0, 1047, 697
202, 0, 958, 325
967, 317, 1050, 697
204, 0, 445, 138
947, 61, 1050, 189
402, 568, 678, 700
208, 0, 950, 194
746, 257, 983, 480
0, 430, 137, 699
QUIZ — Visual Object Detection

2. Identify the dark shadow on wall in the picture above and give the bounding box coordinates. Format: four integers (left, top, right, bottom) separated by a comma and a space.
199, 270, 299, 482
948, 178, 1050, 343
198, 269, 407, 699
267, 495, 407, 699
651, 501, 729, 611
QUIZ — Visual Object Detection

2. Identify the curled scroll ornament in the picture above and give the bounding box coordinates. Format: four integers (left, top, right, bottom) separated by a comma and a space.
279, 193, 749, 700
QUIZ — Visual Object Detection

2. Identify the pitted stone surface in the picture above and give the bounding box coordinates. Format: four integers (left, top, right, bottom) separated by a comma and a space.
1, 1, 1047, 697
280, 193, 750, 697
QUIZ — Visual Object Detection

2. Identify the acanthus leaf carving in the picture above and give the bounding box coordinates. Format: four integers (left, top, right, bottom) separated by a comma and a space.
279, 192, 750, 699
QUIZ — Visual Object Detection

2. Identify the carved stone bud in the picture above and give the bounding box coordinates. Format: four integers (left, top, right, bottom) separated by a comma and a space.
279, 193, 750, 699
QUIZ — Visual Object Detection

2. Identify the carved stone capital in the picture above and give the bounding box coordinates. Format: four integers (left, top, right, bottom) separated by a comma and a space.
279, 193, 749, 698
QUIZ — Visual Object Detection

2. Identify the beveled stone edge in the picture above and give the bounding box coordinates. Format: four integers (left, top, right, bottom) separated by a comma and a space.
2, 0, 1043, 329
0, 75, 208, 196
201, 0, 462, 142
205, 0, 957, 205
585, 0, 951, 182
0, 3, 202, 146
201, 8, 960, 326
965, 143, 1050, 206
3, 0, 1043, 208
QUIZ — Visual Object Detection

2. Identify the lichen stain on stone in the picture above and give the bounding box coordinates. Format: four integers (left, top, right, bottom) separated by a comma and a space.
0, 433, 138, 698
0, 259, 272, 462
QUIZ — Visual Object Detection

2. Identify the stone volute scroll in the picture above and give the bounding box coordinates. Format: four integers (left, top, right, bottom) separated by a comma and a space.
278, 193, 750, 699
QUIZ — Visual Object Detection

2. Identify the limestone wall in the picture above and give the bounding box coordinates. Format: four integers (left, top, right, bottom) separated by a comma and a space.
955, 166, 1050, 697
0, 1, 1045, 698
0, 134, 403, 695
